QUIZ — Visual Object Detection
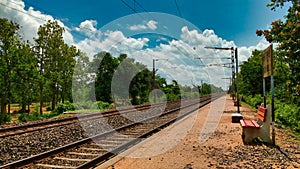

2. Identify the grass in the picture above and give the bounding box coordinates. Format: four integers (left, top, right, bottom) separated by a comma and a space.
290, 132, 300, 141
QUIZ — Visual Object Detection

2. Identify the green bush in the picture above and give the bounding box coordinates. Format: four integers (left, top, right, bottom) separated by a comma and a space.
18, 113, 30, 122
73, 101, 94, 110
166, 94, 181, 101
46, 106, 52, 111
4, 114, 12, 122
243, 94, 263, 108
56, 104, 66, 114
65, 102, 75, 111
96, 101, 111, 110
53, 102, 75, 114
18, 111, 46, 122
30, 111, 42, 121
275, 103, 300, 132
41, 111, 58, 119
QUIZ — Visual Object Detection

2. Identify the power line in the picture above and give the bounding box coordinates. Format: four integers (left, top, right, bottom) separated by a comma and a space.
120, 0, 156, 21
23, 0, 97, 34
135, 0, 148, 12
0, 1, 47, 22
174, 0, 182, 17
121, 0, 137, 13
133, 0, 136, 11
135, 0, 156, 21
0, 0, 99, 41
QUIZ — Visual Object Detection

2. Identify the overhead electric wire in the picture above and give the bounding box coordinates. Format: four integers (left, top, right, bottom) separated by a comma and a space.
1, 0, 98, 40
121, 0, 137, 13
134, 0, 149, 13
2, 0, 210, 69
135, 0, 156, 21
174, 0, 182, 17
23, 0, 96, 34
0, 1, 47, 22
120, 0, 157, 21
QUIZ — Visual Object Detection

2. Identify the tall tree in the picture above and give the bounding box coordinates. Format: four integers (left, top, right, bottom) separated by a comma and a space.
93, 52, 119, 103
34, 20, 76, 112
34, 22, 48, 114
72, 52, 92, 103
59, 44, 78, 103
12, 42, 38, 113
130, 68, 152, 105
0, 18, 20, 123
44, 21, 65, 110
239, 50, 264, 96
256, 0, 300, 100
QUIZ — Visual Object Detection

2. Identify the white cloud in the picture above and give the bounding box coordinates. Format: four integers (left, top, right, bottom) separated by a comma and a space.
74, 20, 100, 37
0, 1, 271, 90
238, 38, 270, 63
124, 26, 270, 89
129, 20, 158, 31
180, 26, 235, 49
75, 30, 149, 59
0, 0, 74, 44
129, 24, 147, 31
147, 20, 158, 30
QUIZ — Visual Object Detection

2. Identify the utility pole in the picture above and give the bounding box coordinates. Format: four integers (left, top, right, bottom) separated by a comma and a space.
235, 48, 240, 114
204, 46, 240, 114
152, 58, 168, 103
152, 59, 157, 103
231, 47, 235, 100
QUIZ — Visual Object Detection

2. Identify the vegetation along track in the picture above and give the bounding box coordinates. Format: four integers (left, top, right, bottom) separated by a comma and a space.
0, 94, 222, 169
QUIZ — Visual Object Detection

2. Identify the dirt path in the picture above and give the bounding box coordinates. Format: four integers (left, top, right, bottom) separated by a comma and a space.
99, 95, 300, 169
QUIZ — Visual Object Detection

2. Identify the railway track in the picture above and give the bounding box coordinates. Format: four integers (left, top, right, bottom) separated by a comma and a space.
0, 103, 167, 138
0, 95, 221, 169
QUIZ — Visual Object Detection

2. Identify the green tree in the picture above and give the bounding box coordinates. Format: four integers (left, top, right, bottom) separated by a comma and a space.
239, 50, 264, 96
93, 52, 119, 103
200, 83, 211, 95
34, 20, 78, 112
34, 21, 48, 114
257, 0, 300, 102
59, 44, 78, 103
161, 80, 181, 101
112, 54, 137, 102
12, 42, 38, 113
0, 18, 20, 122
43, 21, 65, 110
129, 64, 152, 105
72, 52, 92, 103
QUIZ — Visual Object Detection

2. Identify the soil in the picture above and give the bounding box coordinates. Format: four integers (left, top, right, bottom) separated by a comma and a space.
100, 95, 300, 169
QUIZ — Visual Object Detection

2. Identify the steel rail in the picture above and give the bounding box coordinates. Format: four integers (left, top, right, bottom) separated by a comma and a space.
0, 94, 222, 169
0, 103, 164, 138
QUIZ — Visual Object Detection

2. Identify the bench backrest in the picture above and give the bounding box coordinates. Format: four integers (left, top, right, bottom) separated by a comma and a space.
257, 106, 267, 122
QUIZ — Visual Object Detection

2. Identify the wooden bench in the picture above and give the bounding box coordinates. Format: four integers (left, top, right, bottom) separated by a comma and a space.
240, 105, 271, 143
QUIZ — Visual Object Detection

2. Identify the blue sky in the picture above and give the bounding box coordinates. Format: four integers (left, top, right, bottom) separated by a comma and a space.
22, 0, 289, 46
0, 0, 291, 88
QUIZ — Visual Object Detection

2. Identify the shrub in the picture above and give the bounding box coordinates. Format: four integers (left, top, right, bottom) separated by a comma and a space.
30, 111, 42, 121
52, 102, 76, 114
4, 114, 12, 122
243, 94, 263, 108
18, 113, 30, 122
19, 111, 44, 122
46, 107, 52, 111
96, 101, 111, 110
41, 111, 58, 119
275, 103, 300, 132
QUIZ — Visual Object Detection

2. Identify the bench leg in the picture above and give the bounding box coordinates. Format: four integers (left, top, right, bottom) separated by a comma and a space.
242, 128, 258, 143
242, 128, 271, 143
